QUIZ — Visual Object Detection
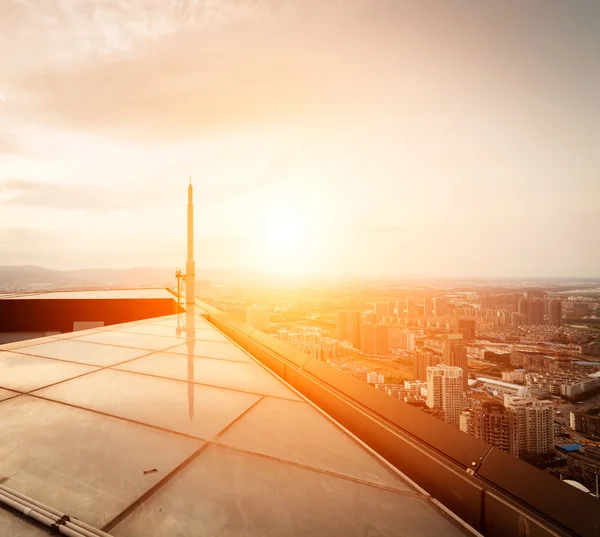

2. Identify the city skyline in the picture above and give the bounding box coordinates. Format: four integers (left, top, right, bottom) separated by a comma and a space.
1, 1, 599, 277
1, 2, 599, 534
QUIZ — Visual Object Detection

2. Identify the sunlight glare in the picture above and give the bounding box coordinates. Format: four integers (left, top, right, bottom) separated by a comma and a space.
265, 209, 308, 271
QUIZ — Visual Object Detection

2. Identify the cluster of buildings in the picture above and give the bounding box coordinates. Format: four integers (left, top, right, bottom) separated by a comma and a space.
275, 327, 338, 362
215, 288, 600, 493
336, 305, 478, 359
461, 396, 555, 457
336, 305, 421, 357
410, 357, 557, 459
451, 292, 564, 337
477, 291, 563, 326
229, 289, 600, 495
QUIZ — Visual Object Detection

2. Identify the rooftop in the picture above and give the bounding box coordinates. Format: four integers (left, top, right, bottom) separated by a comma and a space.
475, 377, 523, 390
0, 301, 474, 537
1, 289, 598, 537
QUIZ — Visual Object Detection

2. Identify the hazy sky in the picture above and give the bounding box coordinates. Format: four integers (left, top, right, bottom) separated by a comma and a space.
1, 1, 599, 277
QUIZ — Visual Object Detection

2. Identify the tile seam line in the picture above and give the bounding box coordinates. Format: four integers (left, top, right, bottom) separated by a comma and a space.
100, 443, 212, 533
49, 338, 187, 353
6, 339, 172, 354
22, 392, 211, 442
3, 349, 154, 369
7, 347, 257, 369
10, 393, 426, 498
210, 441, 427, 499
115, 327, 230, 340
202, 315, 433, 496
8, 336, 251, 363
212, 396, 266, 440
108, 367, 304, 403
21, 348, 176, 395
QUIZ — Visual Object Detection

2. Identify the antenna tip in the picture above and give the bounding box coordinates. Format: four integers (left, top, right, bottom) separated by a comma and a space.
189, 175, 192, 185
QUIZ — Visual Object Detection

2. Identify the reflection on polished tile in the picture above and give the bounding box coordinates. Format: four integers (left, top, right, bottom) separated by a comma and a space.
73, 331, 182, 351
115, 352, 300, 400
117, 324, 229, 343
0, 387, 21, 402
37, 369, 262, 439
0, 396, 202, 528
112, 445, 469, 537
14, 339, 152, 366
218, 397, 414, 491
168, 340, 252, 363
0, 352, 97, 392
152, 316, 213, 329
117, 324, 189, 338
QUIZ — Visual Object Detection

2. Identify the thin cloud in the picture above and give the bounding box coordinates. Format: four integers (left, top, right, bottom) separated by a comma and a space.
0, 226, 71, 245
0, 179, 175, 212
0, 131, 19, 154
4, 1, 385, 141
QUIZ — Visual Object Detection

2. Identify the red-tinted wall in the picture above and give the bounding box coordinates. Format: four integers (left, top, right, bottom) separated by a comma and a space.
0, 298, 182, 333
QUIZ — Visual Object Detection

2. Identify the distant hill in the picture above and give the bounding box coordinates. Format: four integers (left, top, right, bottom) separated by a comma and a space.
0, 265, 258, 290
0, 265, 366, 291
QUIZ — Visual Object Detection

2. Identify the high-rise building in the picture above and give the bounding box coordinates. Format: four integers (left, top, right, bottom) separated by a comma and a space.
398, 298, 408, 317
337, 311, 362, 349
350, 312, 363, 349
518, 299, 544, 326
511, 311, 526, 328
426, 364, 465, 428
505, 396, 554, 456
531, 300, 544, 325
459, 410, 471, 433
337, 311, 348, 341
467, 401, 512, 453
361, 323, 375, 356
375, 324, 390, 357
424, 298, 434, 316
433, 297, 447, 316
375, 302, 390, 323
365, 312, 377, 324
457, 319, 476, 341
548, 299, 563, 327
527, 290, 548, 301
405, 331, 415, 351
389, 325, 405, 349
480, 295, 499, 311
413, 351, 442, 381
444, 336, 469, 390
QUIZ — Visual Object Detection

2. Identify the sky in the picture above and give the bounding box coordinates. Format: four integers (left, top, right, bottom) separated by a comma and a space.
0, 0, 599, 278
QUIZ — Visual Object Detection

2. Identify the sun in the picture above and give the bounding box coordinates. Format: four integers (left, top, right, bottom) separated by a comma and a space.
268, 212, 303, 251
264, 209, 308, 271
